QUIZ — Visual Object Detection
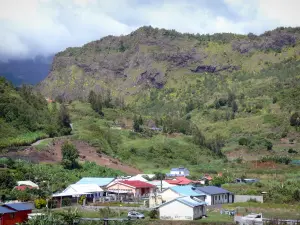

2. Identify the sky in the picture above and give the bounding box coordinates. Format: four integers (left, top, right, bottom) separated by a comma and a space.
0, 0, 299, 61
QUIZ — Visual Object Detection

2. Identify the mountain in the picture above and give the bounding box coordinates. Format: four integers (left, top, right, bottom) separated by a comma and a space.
38, 26, 300, 141
0, 55, 53, 86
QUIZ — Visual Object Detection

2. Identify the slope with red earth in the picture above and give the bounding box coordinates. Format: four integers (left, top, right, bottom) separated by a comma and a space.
1, 139, 142, 175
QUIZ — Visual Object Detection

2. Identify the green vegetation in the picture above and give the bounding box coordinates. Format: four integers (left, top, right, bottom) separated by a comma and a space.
0, 157, 123, 202
61, 141, 80, 169
0, 77, 71, 149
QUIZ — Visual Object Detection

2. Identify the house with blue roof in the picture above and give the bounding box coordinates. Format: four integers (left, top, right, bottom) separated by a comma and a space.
167, 167, 190, 177
157, 196, 207, 220
76, 177, 115, 187
196, 186, 234, 205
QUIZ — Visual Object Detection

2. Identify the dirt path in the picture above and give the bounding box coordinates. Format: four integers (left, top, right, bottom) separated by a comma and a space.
2, 139, 142, 175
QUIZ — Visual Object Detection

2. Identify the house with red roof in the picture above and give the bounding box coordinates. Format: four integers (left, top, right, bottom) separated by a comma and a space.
165, 177, 193, 186
14, 186, 37, 191
106, 180, 155, 198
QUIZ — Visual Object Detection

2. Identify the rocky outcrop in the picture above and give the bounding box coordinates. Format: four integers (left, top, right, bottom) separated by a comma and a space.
136, 69, 166, 89
37, 26, 300, 100
190, 65, 239, 73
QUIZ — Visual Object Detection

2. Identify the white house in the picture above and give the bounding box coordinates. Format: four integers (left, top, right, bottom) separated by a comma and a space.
149, 185, 206, 208
148, 180, 175, 191
128, 174, 155, 182
167, 167, 190, 177
196, 186, 234, 205
158, 196, 207, 220
52, 184, 104, 202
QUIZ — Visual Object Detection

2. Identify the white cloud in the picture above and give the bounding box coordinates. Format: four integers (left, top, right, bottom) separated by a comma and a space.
0, 0, 299, 60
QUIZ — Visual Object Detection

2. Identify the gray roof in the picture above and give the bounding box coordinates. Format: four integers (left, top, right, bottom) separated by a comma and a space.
196, 186, 231, 195
0, 206, 15, 214
158, 196, 206, 209
4, 203, 33, 211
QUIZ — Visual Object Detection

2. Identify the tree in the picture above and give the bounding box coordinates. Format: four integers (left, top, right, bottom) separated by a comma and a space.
0, 171, 16, 189
133, 115, 141, 132
61, 141, 79, 169
232, 101, 238, 113
88, 90, 96, 105
138, 115, 143, 125
154, 172, 166, 192
290, 112, 300, 130
104, 90, 112, 108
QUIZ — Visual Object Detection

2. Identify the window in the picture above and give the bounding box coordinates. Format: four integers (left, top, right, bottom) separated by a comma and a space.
10, 213, 15, 219
219, 196, 220, 200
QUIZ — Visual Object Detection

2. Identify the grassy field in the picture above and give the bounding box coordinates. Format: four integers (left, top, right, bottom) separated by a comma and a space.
223, 202, 300, 220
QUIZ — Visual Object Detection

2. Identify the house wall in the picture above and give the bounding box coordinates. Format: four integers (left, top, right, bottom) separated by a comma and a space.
210, 194, 234, 205
149, 194, 163, 208
1, 210, 32, 225
107, 183, 136, 195
205, 195, 212, 205
193, 205, 206, 219
161, 189, 180, 203
234, 195, 263, 203
159, 201, 194, 220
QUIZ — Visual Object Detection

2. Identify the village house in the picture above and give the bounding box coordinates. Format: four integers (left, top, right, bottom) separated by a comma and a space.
166, 167, 190, 177
106, 180, 155, 199
196, 186, 234, 205
76, 177, 116, 188
149, 185, 206, 208
161, 185, 206, 203
148, 180, 175, 191
158, 196, 207, 220
0, 203, 33, 225
52, 184, 104, 206
16, 181, 39, 189
164, 176, 193, 186
128, 174, 155, 182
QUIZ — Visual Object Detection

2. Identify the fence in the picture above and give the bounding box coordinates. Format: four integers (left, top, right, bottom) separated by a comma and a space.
234, 195, 263, 203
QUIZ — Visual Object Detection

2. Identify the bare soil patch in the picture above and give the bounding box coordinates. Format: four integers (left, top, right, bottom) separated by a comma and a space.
1, 139, 142, 175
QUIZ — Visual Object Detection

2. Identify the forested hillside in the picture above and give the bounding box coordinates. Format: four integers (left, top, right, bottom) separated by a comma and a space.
0, 77, 71, 148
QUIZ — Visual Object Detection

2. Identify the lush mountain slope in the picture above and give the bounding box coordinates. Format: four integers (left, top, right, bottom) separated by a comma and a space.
0, 55, 53, 86
0, 77, 71, 149
38, 26, 300, 147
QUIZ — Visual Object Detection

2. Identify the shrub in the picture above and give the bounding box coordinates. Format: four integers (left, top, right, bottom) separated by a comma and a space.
62, 198, 72, 207
149, 209, 159, 219
47, 199, 58, 209
290, 112, 300, 127
260, 156, 291, 165
238, 137, 249, 146
34, 198, 47, 209
288, 148, 298, 154
78, 195, 86, 205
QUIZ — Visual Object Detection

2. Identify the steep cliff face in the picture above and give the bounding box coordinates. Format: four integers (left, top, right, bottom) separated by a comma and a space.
38, 26, 300, 102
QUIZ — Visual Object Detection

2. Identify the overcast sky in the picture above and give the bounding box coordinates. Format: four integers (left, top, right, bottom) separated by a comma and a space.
0, 0, 299, 60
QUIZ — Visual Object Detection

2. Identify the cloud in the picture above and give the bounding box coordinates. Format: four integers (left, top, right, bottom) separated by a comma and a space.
0, 0, 299, 60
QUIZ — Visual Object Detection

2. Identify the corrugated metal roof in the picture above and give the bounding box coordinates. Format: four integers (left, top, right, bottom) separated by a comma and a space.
4, 203, 33, 211
0, 206, 16, 214
170, 185, 206, 196
196, 186, 231, 195
17, 181, 39, 188
149, 180, 175, 189
177, 196, 207, 207
158, 196, 206, 209
53, 184, 103, 197
76, 177, 115, 186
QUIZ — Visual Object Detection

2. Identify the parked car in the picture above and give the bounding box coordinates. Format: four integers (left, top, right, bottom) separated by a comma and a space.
235, 213, 263, 225
128, 211, 145, 219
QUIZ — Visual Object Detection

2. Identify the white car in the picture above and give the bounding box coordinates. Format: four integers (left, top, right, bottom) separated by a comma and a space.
239, 213, 263, 225
127, 211, 145, 219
